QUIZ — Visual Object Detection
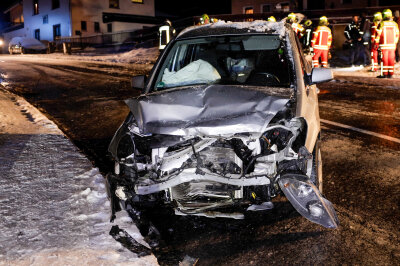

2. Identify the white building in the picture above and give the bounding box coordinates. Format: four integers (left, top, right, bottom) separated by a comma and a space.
3, 0, 155, 44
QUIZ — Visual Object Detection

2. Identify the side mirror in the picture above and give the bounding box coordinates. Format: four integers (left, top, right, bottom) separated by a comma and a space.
131, 75, 146, 90
309, 68, 333, 84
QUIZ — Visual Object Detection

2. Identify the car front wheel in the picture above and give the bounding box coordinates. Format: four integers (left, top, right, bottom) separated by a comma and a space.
311, 138, 323, 193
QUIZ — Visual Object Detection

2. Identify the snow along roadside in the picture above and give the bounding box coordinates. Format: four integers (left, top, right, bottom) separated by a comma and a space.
0, 90, 158, 265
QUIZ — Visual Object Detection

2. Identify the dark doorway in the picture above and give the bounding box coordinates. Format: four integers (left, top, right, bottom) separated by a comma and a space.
53, 24, 61, 40
34, 29, 40, 40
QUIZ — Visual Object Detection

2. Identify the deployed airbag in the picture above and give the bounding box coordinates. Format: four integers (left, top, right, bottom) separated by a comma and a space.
161, 59, 221, 87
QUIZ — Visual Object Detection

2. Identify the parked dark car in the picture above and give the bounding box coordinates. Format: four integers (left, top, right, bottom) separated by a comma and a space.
107, 21, 339, 229
8, 37, 47, 54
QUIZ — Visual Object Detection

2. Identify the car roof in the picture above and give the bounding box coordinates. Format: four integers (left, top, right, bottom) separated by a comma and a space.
177, 20, 290, 40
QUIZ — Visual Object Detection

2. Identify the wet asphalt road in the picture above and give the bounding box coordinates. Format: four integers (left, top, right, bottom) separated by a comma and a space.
0, 54, 399, 265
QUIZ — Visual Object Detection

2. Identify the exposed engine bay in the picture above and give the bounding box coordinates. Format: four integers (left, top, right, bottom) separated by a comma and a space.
107, 85, 338, 228
116, 115, 307, 214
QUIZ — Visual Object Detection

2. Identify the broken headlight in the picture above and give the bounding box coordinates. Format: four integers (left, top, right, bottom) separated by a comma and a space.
278, 174, 339, 229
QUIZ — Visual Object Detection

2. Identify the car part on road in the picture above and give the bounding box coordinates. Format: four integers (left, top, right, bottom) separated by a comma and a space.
109, 225, 152, 257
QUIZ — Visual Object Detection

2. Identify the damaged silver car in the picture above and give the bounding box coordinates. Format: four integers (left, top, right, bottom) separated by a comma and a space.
108, 21, 339, 228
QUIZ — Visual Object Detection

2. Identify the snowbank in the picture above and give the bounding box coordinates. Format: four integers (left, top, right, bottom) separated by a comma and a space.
32, 47, 160, 65
0, 91, 157, 265
9, 37, 46, 49
178, 20, 287, 38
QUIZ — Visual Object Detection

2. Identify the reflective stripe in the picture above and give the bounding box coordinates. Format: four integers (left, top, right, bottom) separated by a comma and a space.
380, 44, 396, 49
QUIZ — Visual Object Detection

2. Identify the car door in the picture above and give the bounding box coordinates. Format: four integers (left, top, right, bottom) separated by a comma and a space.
292, 34, 321, 152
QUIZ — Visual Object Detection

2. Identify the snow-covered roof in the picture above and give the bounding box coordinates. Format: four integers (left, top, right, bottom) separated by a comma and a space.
177, 20, 288, 39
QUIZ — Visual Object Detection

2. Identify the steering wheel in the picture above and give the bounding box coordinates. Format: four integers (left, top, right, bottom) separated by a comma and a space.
247, 72, 281, 86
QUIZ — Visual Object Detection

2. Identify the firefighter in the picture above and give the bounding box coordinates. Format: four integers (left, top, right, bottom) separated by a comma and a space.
288, 13, 304, 39
200, 14, 210, 25
268, 16, 276, 22
345, 15, 363, 66
302, 19, 313, 53
370, 12, 382, 71
158, 20, 176, 50
311, 16, 332, 68
375, 9, 399, 78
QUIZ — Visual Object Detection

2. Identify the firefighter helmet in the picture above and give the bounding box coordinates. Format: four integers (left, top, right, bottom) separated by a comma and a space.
288, 12, 297, 22
268, 16, 276, 22
373, 12, 382, 22
319, 16, 329, 26
382, 9, 393, 20
304, 19, 312, 27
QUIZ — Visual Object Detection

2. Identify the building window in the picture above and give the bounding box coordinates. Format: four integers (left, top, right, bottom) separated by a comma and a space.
94, 22, 100, 33
107, 23, 112, 33
131, 0, 143, 3
109, 0, 119, 8
43, 15, 48, 24
261, 4, 271, 12
244, 7, 254, 14
81, 21, 87, 31
52, 0, 60, 9
34, 29, 40, 40
281, 2, 290, 11
33, 0, 39, 15
53, 24, 61, 40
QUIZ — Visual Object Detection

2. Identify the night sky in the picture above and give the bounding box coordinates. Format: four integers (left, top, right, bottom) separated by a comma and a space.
154, 0, 231, 17
0, 0, 231, 17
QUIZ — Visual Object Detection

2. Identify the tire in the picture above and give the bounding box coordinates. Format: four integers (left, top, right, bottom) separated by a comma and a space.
310, 138, 323, 193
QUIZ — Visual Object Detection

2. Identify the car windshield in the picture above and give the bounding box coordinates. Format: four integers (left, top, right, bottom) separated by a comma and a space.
153, 34, 291, 90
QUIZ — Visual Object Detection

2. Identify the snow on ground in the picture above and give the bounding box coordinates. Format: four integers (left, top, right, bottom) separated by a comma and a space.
333, 62, 400, 79
28, 46, 160, 65
0, 90, 157, 265
331, 62, 400, 89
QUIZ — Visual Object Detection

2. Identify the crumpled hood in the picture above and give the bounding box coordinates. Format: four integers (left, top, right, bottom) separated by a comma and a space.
126, 85, 291, 136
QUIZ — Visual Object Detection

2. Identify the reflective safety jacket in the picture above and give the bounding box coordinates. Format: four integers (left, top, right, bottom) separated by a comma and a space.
370, 22, 379, 44
303, 27, 313, 47
344, 21, 362, 41
375, 20, 399, 50
292, 22, 304, 37
311, 26, 332, 50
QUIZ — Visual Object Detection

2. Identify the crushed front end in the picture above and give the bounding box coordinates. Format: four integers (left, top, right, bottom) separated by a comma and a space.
107, 85, 338, 228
